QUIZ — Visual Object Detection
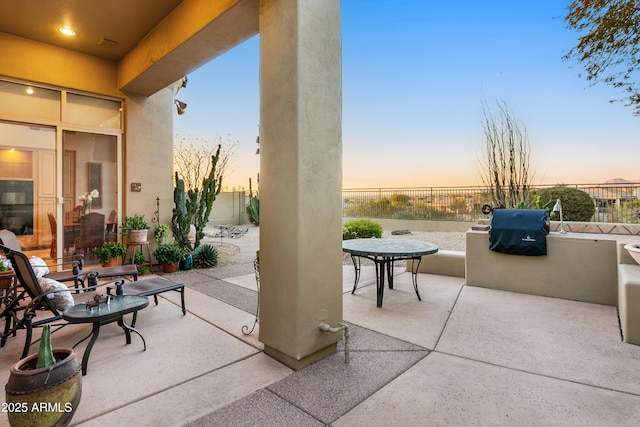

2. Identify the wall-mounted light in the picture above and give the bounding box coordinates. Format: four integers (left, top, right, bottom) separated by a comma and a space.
174, 99, 187, 115
59, 27, 76, 36
255, 136, 260, 154
552, 199, 566, 234
174, 76, 188, 115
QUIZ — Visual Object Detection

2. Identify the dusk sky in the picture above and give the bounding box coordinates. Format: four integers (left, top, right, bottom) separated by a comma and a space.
174, 0, 639, 191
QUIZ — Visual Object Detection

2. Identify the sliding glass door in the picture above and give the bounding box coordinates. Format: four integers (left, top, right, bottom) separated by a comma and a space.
62, 131, 118, 257
0, 79, 122, 264
0, 122, 56, 251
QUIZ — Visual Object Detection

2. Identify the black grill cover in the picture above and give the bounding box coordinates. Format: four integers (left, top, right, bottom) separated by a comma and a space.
489, 209, 550, 256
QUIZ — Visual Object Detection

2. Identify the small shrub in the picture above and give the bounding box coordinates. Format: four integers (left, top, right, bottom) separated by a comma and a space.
129, 251, 149, 274
192, 244, 219, 268
392, 211, 417, 220
153, 243, 183, 264
154, 223, 170, 244
342, 218, 382, 240
535, 186, 595, 222
621, 200, 640, 223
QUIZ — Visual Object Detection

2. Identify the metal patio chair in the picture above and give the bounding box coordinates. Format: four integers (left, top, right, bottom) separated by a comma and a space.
0, 229, 139, 292
0, 244, 101, 358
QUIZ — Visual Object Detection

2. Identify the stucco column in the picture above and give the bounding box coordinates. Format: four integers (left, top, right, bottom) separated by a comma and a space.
258, 0, 342, 370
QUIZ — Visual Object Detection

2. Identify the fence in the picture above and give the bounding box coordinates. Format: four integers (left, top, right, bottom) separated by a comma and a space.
342, 183, 640, 224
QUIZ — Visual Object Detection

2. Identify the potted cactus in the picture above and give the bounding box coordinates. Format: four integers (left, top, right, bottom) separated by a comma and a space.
5, 325, 82, 426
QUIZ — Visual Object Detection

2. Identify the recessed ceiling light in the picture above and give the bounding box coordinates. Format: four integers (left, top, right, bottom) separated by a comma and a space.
59, 27, 76, 36
25, 87, 34, 95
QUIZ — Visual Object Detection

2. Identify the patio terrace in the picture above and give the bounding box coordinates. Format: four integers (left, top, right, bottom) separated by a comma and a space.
2, 227, 640, 426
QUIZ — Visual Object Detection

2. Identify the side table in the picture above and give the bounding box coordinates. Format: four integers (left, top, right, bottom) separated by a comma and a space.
63, 295, 149, 375
124, 241, 154, 273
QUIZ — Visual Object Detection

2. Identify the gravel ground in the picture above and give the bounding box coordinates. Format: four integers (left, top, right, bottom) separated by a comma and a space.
205, 224, 466, 267
380, 230, 466, 251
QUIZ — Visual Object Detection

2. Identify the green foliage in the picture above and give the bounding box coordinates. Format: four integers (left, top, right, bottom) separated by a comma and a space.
93, 242, 126, 264
130, 251, 149, 275
36, 325, 55, 369
192, 244, 219, 268
621, 200, 640, 223
173, 145, 223, 249
535, 186, 595, 222
172, 173, 191, 249
0, 255, 12, 271
188, 145, 223, 248
392, 211, 417, 220
121, 214, 149, 234
153, 243, 183, 264
390, 193, 410, 206
247, 175, 260, 225
565, 0, 640, 115
154, 223, 170, 244
342, 219, 382, 240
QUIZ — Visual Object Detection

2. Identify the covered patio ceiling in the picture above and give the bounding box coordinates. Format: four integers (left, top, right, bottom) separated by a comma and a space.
0, 0, 259, 95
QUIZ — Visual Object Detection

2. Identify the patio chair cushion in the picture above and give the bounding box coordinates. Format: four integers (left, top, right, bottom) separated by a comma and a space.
29, 256, 50, 278
38, 277, 74, 310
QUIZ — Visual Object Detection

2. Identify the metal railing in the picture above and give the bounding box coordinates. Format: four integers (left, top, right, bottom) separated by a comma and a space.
342, 183, 640, 224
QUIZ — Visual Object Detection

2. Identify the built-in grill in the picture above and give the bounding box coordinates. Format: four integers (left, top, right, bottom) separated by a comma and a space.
489, 209, 550, 256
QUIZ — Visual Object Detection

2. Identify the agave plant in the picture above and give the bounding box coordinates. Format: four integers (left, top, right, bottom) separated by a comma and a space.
192, 244, 218, 268
37, 325, 55, 368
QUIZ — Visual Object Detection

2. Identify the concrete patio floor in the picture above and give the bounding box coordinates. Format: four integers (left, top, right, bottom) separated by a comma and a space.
2, 230, 640, 426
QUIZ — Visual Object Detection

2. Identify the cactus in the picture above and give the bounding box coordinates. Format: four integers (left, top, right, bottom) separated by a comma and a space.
189, 145, 222, 248
172, 172, 191, 249
247, 174, 260, 225
36, 325, 56, 368
175, 145, 223, 249
192, 244, 219, 268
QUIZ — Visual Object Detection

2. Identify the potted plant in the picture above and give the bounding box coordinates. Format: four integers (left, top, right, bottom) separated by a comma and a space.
153, 243, 183, 273
154, 223, 170, 245
5, 324, 82, 426
121, 214, 149, 244
92, 242, 126, 267
129, 251, 150, 275
178, 245, 193, 270
0, 254, 14, 289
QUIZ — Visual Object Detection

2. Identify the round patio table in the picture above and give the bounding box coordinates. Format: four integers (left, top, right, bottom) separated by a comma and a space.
342, 238, 438, 308
63, 295, 149, 375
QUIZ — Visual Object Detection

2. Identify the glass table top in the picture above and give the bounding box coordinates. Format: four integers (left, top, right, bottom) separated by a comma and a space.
63, 295, 149, 322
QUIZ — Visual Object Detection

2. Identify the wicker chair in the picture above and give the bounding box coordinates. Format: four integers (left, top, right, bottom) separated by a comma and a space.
75, 212, 105, 255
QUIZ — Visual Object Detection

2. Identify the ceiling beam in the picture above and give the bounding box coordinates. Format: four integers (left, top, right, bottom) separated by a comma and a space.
119, 0, 258, 96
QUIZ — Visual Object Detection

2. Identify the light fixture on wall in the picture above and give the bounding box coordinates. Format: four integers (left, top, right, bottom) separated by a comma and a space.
174, 76, 188, 115
174, 99, 187, 115
552, 198, 566, 234
255, 136, 260, 154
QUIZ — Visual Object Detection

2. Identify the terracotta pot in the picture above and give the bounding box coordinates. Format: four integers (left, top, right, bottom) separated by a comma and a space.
102, 257, 117, 267
5, 349, 82, 427
128, 229, 149, 244
162, 262, 178, 273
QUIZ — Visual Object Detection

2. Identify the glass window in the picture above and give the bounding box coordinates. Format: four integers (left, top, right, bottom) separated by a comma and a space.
66, 93, 122, 128
0, 81, 60, 121
0, 122, 55, 248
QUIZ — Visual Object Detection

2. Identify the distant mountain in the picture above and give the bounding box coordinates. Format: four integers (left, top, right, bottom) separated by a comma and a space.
604, 178, 639, 186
